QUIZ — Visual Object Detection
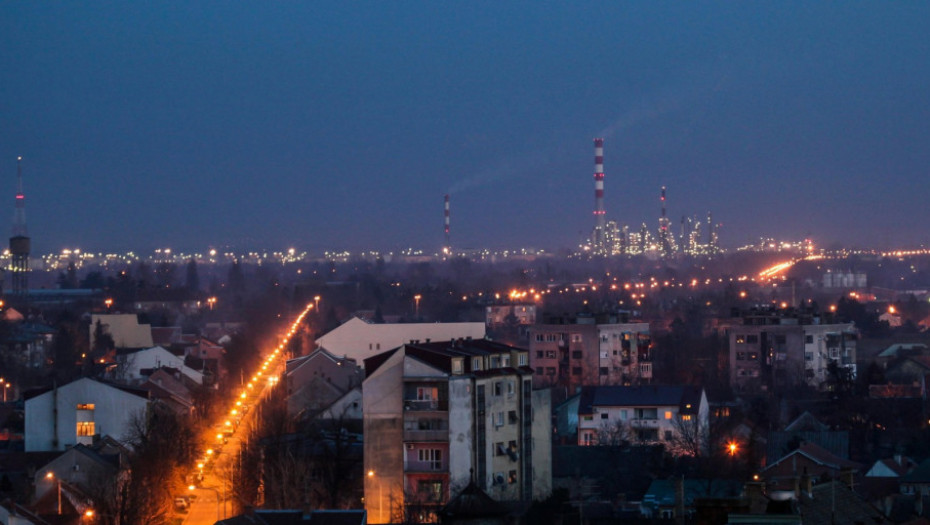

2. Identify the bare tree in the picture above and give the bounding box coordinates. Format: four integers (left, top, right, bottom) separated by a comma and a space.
596, 419, 632, 446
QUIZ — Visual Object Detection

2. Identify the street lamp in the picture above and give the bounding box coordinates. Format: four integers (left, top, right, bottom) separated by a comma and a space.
368, 470, 383, 524
207, 297, 217, 311
189, 484, 224, 521
414, 294, 422, 319
314, 295, 321, 312
46, 471, 62, 515
104, 298, 113, 311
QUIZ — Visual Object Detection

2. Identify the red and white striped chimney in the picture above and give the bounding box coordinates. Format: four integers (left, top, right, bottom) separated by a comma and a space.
593, 138, 606, 251
444, 194, 451, 253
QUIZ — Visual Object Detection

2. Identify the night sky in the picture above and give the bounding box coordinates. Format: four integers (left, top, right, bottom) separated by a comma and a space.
1, 3, 928, 253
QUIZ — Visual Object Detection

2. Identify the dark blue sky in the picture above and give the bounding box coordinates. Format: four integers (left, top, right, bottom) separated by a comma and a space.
1, 2, 928, 253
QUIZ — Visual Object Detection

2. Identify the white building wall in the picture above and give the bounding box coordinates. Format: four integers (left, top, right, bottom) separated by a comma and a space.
448, 376, 474, 494
531, 389, 552, 500
317, 318, 485, 366
363, 350, 406, 524
25, 378, 149, 451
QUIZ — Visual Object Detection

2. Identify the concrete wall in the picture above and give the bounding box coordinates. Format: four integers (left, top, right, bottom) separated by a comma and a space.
448, 376, 474, 494
363, 350, 406, 524
531, 388, 553, 500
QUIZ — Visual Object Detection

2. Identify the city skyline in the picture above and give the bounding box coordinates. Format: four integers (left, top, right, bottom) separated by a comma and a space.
2, 3, 929, 253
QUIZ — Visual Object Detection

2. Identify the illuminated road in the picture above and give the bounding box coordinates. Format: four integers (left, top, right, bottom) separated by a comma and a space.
181, 304, 313, 524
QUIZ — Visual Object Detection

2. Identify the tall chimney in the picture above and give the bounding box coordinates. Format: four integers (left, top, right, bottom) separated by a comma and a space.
443, 194, 451, 255
593, 138, 606, 253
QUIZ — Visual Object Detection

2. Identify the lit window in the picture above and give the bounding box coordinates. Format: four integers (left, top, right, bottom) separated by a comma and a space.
76, 422, 95, 436
664, 411, 672, 420
681, 414, 692, 421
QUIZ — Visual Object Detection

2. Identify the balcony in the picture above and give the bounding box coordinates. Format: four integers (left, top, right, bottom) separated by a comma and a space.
404, 399, 448, 411
629, 418, 659, 428
404, 414, 450, 442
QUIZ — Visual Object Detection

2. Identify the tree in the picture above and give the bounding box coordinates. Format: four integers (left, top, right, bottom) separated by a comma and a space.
119, 405, 196, 524
186, 258, 200, 294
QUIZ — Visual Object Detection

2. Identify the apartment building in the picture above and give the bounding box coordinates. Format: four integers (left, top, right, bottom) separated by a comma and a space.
528, 313, 651, 392
728, 308, 858, 393
362, 340, 551, 524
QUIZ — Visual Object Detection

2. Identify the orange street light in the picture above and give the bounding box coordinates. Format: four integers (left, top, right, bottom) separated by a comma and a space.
727, 442, 738, 456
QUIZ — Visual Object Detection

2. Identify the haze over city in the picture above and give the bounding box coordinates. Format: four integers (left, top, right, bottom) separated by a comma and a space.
2, 3, 929, 253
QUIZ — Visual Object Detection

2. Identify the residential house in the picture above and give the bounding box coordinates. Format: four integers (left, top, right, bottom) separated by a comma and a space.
110, 346, 204, 386
575, 385, 708, 450
24, 377, 149, 452
761, 442, 861, 493
285, 348, 363, 421
362, 340, 551, 524
89, 314, 153, 350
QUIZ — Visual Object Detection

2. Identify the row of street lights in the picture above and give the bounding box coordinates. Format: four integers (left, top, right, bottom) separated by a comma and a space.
187, 301, 317, 520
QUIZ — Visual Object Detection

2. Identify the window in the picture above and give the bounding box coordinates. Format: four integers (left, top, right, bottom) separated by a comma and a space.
536, 351, 543, 358
535, 367, 543, 375
736, 352, 746, 361
76, 403, 95, 410
507, 381, 514, 395
620, 409, 628, 420
495, 442, 506, 456
508, 410, 518, 423
664, 411, 672, 420
417, 387, 438, 401
502, 355, 510, 367
582, 415, 593, 421
735, 335, 746, 344
582, 432, 594, 445
77, 421, 95, 436
601, 413, 608, 419
452, 360, 463, 374
747, 335, 759, 344
805, 335, 814, 344
545, 351, 556, 359
572, 351, 583, 360
571, 333, 582, 343
508, 470, 517, 484
664, 430, 673, 441
774, 334, 786, 344
599, 367, 608, 375
376, 343, 380, 350
418, 449, 443, 470
681, 414, 692, 421
473, 358, 482, 370
535, 334, 544, 342
518, 354, 527, 366
546, 367, 556, 375
572, 367, 581, 375
495, 412, 504, 427
494, 382, 502, 396
418, 480, 443, 502
748, 353, 759, 360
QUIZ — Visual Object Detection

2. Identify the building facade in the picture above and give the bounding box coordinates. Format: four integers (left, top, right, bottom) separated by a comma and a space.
728, 309, 858, 392
316, 317, 485, 366
575, 385, 708, 451
362, 340, 551, 524
24, 377, 149, 451
528, 313, 651, 392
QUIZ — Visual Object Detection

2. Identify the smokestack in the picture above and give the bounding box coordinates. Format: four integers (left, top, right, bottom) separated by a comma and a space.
443, 194, 451, 255
593, 138, 606, 253
660, 186, 667, 232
